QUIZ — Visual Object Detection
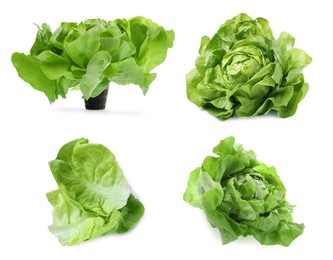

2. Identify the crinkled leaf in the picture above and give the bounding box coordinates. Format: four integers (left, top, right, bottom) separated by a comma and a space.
104, 58, 156, 95
50, 22, 77, 50
47, 190, 108, 246
63, 23, 104, 68
47, 189, 142, 246
202, 187, 246, 244
30, 23, 53, 55
120, 16, 175, 73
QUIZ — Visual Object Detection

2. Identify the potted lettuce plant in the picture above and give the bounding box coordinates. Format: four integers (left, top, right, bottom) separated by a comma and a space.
12, 17, 174, 109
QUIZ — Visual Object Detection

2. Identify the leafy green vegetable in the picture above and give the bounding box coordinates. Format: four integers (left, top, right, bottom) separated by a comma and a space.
12, 17, 174, 102
184, 136, 304, 246
47, 138, 144, 246
186, 13, 311, 120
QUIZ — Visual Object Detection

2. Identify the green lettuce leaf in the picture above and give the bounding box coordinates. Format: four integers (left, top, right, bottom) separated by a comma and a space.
30, 23, 53, 55
80, 51, 112, 98
63, 22, 104, 68
184, 136, 304, 246
128, 16, 175, 73
47, 189, 110, 246
11, 52, 58, 102
12, 17, 174, 102
115, 194, 145, 234
186, 13, 311, 120
47, 138, 144, 245
37, 50, 70, 80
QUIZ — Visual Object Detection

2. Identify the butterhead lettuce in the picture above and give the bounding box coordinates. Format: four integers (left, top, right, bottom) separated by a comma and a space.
186, 13, 311, 120
184, 136, 304, 246
12, 17, 174, 102
47, 138, 144, 245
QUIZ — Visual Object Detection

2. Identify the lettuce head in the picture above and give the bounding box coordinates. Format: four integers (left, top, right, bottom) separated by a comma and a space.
184, 136, 304, 246
186, 13, 311, 120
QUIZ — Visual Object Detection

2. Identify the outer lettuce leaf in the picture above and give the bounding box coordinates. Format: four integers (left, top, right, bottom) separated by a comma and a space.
129, 16, 175, 73
38, 50, 70, 80
11, 53, 58, 102
47, 191, 144, 246
47, 138, 144, 246
103, 57, 158, 95
186, 13, 311, 120
47, 189, 109, 246
80, 51, 112, 98
30, 23, 53, 55
115, 194, 145, 234
12, 17, 174, 102
184, 136, 304, 246
183, 168, 201, 208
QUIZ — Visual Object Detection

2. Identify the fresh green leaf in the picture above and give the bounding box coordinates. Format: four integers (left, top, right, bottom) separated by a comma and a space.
38, 50, 70, 80
100, 36, 136, 62
183, 168, 201, 208
104, 58, 156, 94
47, 190, 108, 246
80, 51, 111, 99
63, 23, 104, 68
115, 195, 145, 233
50, 22, 77, 50
11, 52, 57, 102
56, 77, 71, 98
30, 23, 53, 55
129, 17, 175, 72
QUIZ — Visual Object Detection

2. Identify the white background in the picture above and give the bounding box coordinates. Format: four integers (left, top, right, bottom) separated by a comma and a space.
1, 0, 332, 259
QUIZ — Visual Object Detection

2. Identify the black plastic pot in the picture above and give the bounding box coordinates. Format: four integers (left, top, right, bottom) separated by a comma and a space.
84, 87, 109, 110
